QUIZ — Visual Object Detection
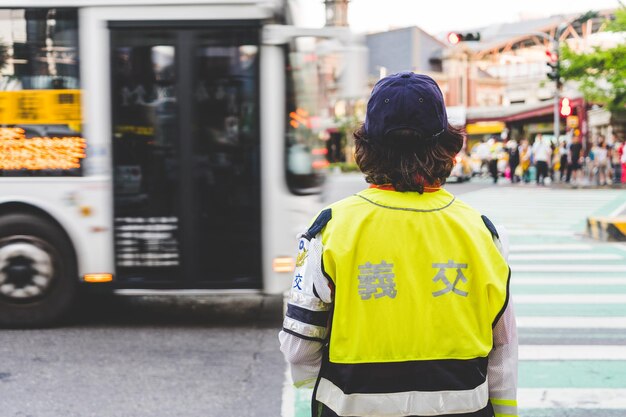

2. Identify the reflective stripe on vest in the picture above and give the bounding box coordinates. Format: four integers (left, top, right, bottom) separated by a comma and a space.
316, 377, 488, 417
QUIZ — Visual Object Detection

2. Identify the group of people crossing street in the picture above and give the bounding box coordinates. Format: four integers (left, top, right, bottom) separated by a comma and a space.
472, 134, 625, 186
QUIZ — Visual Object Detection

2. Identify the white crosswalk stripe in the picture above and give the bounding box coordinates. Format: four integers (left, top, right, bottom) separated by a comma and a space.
520, 388, 626, 409
517, 317, 626, 329
511, 264, 626, 272
520, 345, 626, 360
508, 230, 576, 236
513, 277, 626, 285
510, 244, 593, 251
515, 294, 626, 304
509, 253, 622, 261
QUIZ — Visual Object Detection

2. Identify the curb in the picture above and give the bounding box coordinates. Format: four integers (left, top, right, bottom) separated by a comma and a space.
587, 216, 626, 242
551, 183, 626, 190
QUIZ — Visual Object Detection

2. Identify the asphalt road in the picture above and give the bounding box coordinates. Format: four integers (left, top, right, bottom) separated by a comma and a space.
0, 294, 284, 417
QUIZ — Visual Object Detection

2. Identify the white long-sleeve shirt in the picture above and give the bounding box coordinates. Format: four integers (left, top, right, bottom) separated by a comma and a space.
279, 226, 518, 416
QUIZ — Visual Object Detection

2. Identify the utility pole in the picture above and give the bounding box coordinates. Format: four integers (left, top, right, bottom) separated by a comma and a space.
552, 36, 561, 143
547, 23, 567, 142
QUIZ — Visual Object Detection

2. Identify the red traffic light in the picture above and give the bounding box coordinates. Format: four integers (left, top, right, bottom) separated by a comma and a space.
447, 32, 461, 45
560, 98, 572, 117
447, 32, 481, 44
545, 50, 558, 62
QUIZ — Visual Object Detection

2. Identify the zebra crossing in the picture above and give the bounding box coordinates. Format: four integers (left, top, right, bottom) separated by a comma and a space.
282, 185, 626, 417
461, 186, 626, 417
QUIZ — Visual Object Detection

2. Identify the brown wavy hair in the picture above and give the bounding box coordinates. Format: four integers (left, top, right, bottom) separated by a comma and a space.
353, 124, 465, 193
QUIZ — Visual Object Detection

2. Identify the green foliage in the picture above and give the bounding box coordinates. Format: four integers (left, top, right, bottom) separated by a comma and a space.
607, 2, 626, 31
560, 6, 626, 112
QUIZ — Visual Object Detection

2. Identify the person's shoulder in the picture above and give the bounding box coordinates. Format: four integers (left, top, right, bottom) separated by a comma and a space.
324, 193, 364, 212
452, 197, 500, 237
306, 194, 366, 237
451, 196, 482, 217
310, 194, 364, 224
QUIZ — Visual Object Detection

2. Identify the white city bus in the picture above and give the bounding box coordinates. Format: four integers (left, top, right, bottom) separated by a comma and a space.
0, 0, 362, 326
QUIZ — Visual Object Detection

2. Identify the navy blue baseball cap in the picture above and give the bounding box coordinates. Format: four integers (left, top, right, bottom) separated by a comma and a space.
364, 72, 448, 142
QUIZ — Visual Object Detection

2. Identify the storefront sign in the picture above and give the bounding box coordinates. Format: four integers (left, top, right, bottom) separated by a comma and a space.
526, 123, 554, 134
566, 115, 579, 129
466, 121, 505, 135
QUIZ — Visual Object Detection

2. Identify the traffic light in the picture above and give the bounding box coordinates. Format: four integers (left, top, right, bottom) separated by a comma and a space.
560, 98, 572, 117
546, 50, 562, 89
447, 32, 481, 44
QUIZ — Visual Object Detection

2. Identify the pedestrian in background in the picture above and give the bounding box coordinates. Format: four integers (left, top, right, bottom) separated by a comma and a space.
520, 139, 531, 183
610, 135, 624, 184
279, 72, 518, 417
591, 137, 609, 186
488, 137, 500, 184
621, 139, 626, 184
532, 134, 551, 185
475, 139, 491, 177
507, 139, 520, 183
558, 141, 569, 182
567, 136, 583, 184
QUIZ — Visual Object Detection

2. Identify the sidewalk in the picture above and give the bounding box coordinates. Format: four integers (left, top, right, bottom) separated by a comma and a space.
551, 181, 626, 191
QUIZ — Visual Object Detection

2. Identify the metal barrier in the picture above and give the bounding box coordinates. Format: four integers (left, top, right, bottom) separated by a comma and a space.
587, 216, 626, 242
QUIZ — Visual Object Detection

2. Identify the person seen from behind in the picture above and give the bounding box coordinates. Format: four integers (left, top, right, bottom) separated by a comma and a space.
279, 72, 518, 417
488, 138, 500, 184
531, 134, 551, 186
620, 136, 626, 184
558, 141, 568, 182
507, 139, 520, 183
475, 139, 491, 177
519, 139, 531, 183
591, 136, 609, 186
610, 135, 623, 184
567, 136, 583, 184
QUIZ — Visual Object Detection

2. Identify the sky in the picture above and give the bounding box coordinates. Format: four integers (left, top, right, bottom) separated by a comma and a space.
296, 0, 622, 35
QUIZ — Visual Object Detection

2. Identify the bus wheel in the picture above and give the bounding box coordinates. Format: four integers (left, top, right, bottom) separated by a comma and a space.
0, 213, 77, 328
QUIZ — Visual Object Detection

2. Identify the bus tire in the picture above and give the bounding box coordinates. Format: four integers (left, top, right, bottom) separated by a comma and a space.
0, 213, 77, 328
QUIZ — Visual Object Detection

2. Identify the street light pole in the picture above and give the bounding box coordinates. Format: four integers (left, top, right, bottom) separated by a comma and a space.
553, 35, 560, 143
552, 23, 568, 142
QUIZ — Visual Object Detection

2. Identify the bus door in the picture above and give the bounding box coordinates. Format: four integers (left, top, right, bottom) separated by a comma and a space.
110, 24, 262, 289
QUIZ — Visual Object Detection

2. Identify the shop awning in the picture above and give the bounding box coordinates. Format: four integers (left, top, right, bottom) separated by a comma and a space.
466, 97, 584, 124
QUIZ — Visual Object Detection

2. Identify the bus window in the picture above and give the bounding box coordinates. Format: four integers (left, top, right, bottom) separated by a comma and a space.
111, 30, 180, 275
0, 8, 83, 176
192, 28, 262, 285
285, 38, 328, 194
111, 26, 262, 286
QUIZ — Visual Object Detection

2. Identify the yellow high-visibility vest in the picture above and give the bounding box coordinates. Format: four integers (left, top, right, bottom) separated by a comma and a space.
314, 187, 510, 417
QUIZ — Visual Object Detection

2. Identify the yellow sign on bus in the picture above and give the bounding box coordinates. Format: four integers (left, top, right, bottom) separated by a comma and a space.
0, 89, 82, 125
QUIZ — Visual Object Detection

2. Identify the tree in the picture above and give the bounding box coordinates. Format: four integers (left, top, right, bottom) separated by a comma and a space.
561, 5, 626, 112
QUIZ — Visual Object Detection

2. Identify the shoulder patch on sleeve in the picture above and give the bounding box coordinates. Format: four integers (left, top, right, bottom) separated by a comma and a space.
304, 208, 332, 239
481, 215, 499, 239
